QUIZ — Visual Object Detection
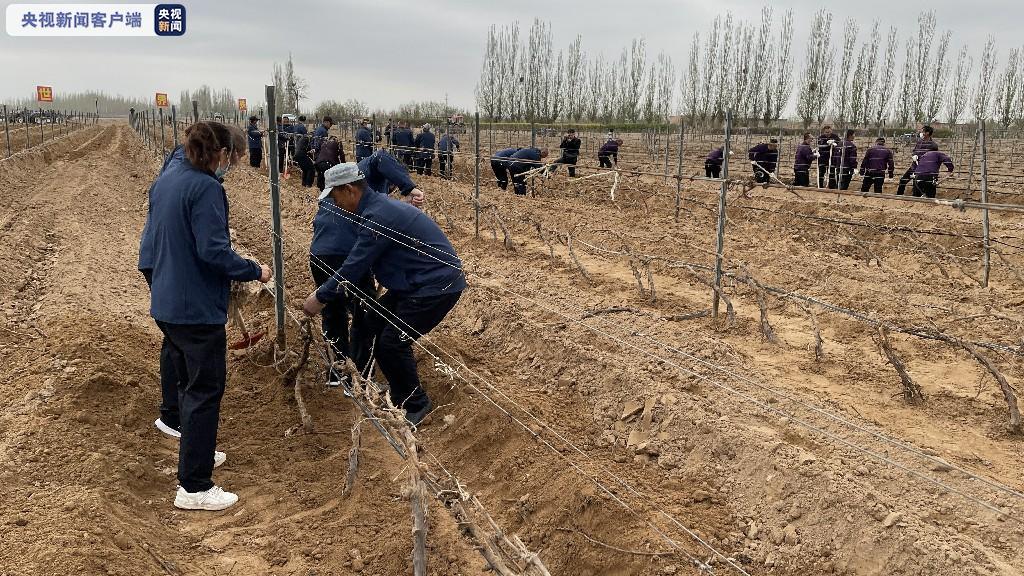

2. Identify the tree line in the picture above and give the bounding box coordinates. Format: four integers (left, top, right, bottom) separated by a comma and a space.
474, 10, 1024, 131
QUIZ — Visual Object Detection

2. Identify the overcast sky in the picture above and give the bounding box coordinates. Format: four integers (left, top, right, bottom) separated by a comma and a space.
1, 0, 1020, 112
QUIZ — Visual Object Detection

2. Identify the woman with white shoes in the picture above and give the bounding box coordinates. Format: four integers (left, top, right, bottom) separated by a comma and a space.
139, 120, 271, 511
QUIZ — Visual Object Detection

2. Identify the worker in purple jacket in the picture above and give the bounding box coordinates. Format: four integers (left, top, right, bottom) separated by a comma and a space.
793, 133, 815, 187
817, 126, 840, 188
912, 150, 954, 198
858, 137, 894, 193
705, 147, 724, 178
832, 129, 858, 190
748, 139, 778, 184
896, 125, 940, 195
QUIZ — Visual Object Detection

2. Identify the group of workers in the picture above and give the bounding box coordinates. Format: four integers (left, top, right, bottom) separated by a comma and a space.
139, 119, 463, 512
488, 128, 625, 195
705, 124, 956, 198
246, 116, 463, 184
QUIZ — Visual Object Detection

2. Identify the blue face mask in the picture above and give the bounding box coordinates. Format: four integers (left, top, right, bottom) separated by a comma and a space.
215, 163, 230, 178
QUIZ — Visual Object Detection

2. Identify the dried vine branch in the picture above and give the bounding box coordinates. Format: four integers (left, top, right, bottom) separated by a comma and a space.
875, 327, 925, 404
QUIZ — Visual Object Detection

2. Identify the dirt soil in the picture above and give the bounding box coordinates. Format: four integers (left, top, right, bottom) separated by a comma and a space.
1, 123, 1022, 576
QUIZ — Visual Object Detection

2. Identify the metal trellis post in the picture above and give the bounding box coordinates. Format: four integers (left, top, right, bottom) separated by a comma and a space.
712, 111, 732, 319
39, 108, 44, 143
979, 119, 991, 288
474, 112, 481, 237
3, 105, 10, 157
171, 105, 178, 144
266, 85, 287, 351
159, 108, 166, 158
674, 120, 684, 221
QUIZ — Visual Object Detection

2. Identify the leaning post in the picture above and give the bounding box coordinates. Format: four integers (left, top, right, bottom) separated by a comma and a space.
159, 108, 166, 158
266, 85, 287, 351
712, 111, 733, 319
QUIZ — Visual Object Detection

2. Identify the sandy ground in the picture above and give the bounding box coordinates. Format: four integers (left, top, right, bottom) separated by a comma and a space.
1, 123, 1022, 575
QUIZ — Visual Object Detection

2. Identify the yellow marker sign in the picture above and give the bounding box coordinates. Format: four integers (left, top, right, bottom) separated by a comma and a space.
238, 98, 247, 111
36, 85, 53, 102
155, 93, 169, 108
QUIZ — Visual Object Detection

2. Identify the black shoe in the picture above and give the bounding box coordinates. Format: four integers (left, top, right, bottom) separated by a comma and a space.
405, 399, 434, 427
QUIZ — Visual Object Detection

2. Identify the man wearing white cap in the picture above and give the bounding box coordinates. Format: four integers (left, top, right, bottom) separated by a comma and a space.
305, 163, 465, 426
309, 151, 423, 385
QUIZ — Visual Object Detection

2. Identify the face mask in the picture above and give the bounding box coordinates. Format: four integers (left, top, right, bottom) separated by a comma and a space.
215, 164, 230, 178
919, 132, 926, 139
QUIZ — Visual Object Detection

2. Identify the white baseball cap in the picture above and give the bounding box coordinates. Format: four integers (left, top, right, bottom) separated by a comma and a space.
318, 163, 365, 201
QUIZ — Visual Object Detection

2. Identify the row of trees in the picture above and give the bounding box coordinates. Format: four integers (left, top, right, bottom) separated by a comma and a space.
475, 11, 1024, 130
4, 91, 149, 116
476, 19, 676, 124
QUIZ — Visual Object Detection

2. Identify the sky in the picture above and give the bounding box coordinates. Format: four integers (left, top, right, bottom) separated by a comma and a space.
1, 0, 1021, 112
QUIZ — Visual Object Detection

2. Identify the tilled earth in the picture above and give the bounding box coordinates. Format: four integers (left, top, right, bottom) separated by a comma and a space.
1, 124, 1022, 576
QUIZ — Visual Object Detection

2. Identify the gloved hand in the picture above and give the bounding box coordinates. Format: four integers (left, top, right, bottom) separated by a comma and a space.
912, 155, 919, 162
770, 172, 777, 179
750, 161, 757, 166
813, 151, 820, 158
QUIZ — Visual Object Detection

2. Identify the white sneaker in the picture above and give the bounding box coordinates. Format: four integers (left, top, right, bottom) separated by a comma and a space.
173, 485, 238, 511
155, 418, 181, 439
156, 419, 226, 468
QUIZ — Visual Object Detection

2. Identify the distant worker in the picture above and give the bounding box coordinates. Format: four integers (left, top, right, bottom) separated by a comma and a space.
309, 153, 423, 384
548, 128, 582, 177
598, 138, 621, 168
705, 146, 724, 179
140, 121, 272, 511
314, 135, 346, 190
817, 125, 840, 188
748, 138, 778, 184
246, 116, 263, 169
793, 133, 815, 187
392, 121, 415, 168
491, 147, 519, 190
312, 116, 333, 159
896, 125, 939, 195
508, 147, 549, 196
413, 123, 436, 176
858, 137, 894, 194
833, 129, 857, 190
304, 163, 465, 426
294, 121, 317, 188
437, 129, 460, 179
911, 150, 954, 198
277, 116, 292, 173
355, 118, 374, 162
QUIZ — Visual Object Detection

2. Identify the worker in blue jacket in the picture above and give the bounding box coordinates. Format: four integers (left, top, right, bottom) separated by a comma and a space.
413, 123, 436, 176
140, 121, 272, 511
309, 149, 424, 382
355, 118, 374, 162
748, 139, 778, 184
391, 121, 415, 167
509, 147, 549, 195
438, 130, 460, 179
312, 116, 333, 158
304, 163, 464, 426
246, 116, 263, 168
491, 147, 519, 190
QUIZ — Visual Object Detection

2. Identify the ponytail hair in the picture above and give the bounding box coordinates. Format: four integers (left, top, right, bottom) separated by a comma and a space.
184, 121, 245, 170
184, 121, 231, 169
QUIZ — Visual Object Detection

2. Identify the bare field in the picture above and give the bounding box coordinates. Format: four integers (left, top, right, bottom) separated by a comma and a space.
1, 124, 1022, 575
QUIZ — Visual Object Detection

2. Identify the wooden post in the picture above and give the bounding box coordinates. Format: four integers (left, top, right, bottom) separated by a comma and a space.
980, 119, 991, 288
39, 108, 44, 143
712, 111, 732, 319
192, 100, 199, 124
266, 85, 287, 351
